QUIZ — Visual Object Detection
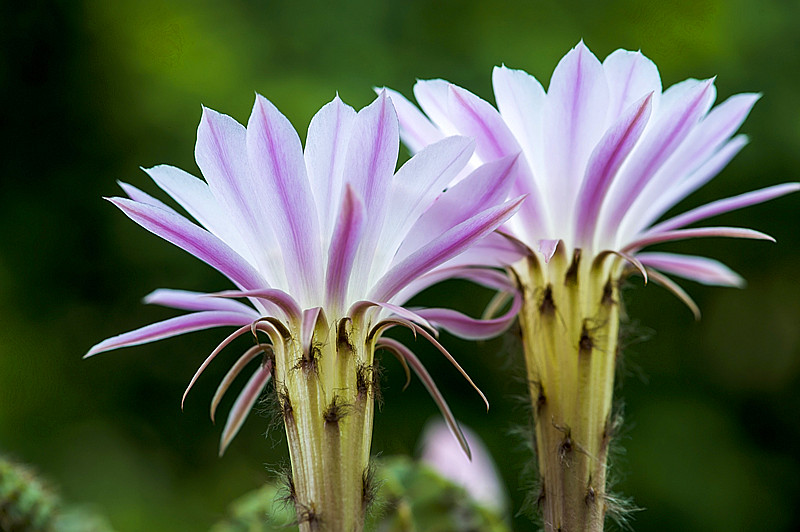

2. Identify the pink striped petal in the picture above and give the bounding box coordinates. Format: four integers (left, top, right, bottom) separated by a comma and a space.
396, 155, 521, 262
377, 337, 472, 459
574, 92, 653, 247
219, 360, 273, 456
421, 265, 518, 293
304, 95, 357, 232
118, 181, 167, 207
211, 345, 265, 423
648, 183, 800, 234
446, 84, 520, 161
346, 91, 399, 215
381, 87, 446, 153
182, 324, 252, 408
492, 67, 549, 228
85, 311, 252, 357
381, 136, 475, 258
413, 79, 459, 135
196, 106, 285, 284
656, 93, 759, 186
624, 226, 774, 252
492, 65, 546, 167
347, 92, 400, 284
390, 247, 525, 307
638, 252, 744, 287
602, 49, 662, 120
108, 197, 266, 291
144, 289, 260, 316
348, 300, 434, 333
623, 93, 760, 235
144, 165, 252, 261
436, 231, 529, 270
326, 184, 365, 311
373, 197, 524, 302
208, 289, 302, 323
542, 41, 609, 213
414, 291, 521, 340
632, 135, 750, 236
443, 83, 554, 234
247, 94, 322, 302
602, 79, 716, 236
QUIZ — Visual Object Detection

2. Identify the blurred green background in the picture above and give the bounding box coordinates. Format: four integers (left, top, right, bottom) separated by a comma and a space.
1, 0, 799, 530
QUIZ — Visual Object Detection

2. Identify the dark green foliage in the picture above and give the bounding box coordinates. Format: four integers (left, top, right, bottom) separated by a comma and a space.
0, 457, 58, 532
0, 456, 115, 532
370, 456, 510, 532
210, 457, 510, 532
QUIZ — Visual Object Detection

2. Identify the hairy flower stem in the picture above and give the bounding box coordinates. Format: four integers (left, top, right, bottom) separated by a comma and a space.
512, 244, 624, 532
273, 312, 376, 532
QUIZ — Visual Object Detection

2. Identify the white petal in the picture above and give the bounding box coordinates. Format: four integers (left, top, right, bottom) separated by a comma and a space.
603, 49, 662, 120
247, 94, 323, 305
541, 41, 610, 230
379, 135, 475, 267
413, 79, 460, 136
144, 165, 255, 265
382, 87, 446, 154
637, 252, 745, 287
196, 107, 286, 286
624, 93, 759, 235
304, 95, 357, 236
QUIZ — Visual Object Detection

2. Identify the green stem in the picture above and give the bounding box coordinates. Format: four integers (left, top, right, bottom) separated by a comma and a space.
513, 245, 623, 532
273, 313, 376, 532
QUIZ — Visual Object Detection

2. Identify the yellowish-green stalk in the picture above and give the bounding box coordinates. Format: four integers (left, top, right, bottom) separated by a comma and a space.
271, 311, 377, 532
512, 243, 625, 532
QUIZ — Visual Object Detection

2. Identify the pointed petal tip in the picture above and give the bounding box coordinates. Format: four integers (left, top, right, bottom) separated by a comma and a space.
84, 341, 112, 358
746, 228, 777, 242
199, 104, 222, 123
141, 291, 158, 304
537, 239, 560, 263
648, 268, 702, 320
252, 92, 268, 109
462, 440, 473, 461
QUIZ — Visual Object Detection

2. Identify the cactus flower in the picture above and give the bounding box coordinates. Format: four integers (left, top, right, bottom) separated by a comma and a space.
386, 42, 799, 531
420, 420, 507, 514
87, 92, 523, 531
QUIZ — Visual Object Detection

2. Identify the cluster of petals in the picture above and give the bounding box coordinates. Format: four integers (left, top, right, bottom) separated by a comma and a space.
86, 92, 524, 451
385, 42, 798, 302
